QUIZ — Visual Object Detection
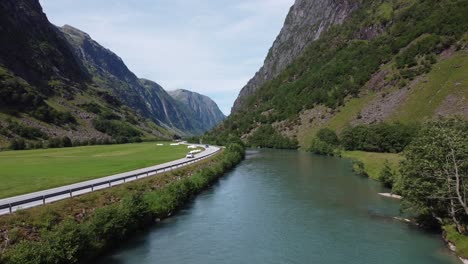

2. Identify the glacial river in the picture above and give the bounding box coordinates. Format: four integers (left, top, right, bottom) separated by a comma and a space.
98, 149, 460, 264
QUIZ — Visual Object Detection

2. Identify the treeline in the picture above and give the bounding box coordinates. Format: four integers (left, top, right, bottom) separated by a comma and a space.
193, 124, 298, 150
7, 136, 148, 151
398, 119, 468, 233
247, 125, 298, 149
1, 143, 245, 264
309, 122, 419, 155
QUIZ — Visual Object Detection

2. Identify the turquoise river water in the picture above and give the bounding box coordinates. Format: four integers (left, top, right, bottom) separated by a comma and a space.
98, 149, 460, 264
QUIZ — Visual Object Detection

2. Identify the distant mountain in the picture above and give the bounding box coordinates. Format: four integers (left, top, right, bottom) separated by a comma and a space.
60, 25, 224, 135
168, 89, 225, 131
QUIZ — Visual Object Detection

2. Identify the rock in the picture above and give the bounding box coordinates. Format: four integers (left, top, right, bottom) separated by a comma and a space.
60, 25, 223, 135
378, 193, 403, 199
169, 89, 226, 131
232, 0, 359, 112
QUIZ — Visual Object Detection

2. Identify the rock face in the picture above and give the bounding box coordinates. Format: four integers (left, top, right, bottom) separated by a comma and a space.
60, 25, 222, 135
169, 89, 226, 131
0, 0, 88, 89
138, 79, 201, 134
231, 0, 358, 112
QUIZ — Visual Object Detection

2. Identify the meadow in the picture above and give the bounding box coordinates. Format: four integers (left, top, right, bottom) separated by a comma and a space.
341, 150, 403, 180
0, 142, 189, 198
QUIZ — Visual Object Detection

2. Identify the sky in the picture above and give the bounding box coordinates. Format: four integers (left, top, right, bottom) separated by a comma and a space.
39, 0, 294, 115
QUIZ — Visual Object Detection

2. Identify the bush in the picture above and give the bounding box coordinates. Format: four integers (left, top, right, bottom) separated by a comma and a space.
92, 119, 142, 139
48, 138, 62, 148
78, 103, 101, 114
379, 161, 395, 188
351, 160, 367, 176
316, 128, 340, 146
9, 139, 26, 150
7, 121, 47, 140
340, 123, 418, 153
62, 137, 72, 148
309, 128, 341, 155
31, 106, 76, 126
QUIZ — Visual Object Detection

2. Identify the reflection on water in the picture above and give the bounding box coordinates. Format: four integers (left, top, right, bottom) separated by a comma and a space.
98, 149, 459, 264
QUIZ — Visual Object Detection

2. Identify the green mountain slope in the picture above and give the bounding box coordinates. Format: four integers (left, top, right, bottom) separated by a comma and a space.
208, 0, 468, 148
0, 0, 226, 149
0, 0, 173, 148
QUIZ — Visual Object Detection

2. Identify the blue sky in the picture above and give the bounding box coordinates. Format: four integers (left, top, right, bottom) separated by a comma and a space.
40, 0, 294, 115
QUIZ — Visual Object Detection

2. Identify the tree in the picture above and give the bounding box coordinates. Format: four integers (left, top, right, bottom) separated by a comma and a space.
316, 128, 340, 146
9, 139, 26, 150
399, 119, 468, 233
62, 137, 72, 148
379, 160, 394, 189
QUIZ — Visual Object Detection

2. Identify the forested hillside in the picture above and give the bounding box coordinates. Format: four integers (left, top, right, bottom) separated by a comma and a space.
0, 0, 225, 150
206, 0, 467, 148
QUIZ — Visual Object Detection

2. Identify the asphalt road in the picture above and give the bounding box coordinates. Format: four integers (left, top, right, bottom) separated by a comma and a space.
0, 143, 220, 215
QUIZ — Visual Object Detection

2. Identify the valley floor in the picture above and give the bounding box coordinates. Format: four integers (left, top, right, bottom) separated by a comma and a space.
0, 142, 192, 198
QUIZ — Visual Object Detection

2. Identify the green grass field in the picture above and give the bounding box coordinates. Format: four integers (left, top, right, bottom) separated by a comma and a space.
341, 150, 404, 180
390, 51, 468, 123
0, 142, 192, 199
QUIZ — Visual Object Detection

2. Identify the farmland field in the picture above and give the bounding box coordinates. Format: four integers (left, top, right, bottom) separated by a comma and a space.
0, 142, 191, 199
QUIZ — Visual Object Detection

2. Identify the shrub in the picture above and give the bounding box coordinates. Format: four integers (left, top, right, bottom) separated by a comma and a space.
340, 123, 418, 153
48, 138, 62, 148
9, 139, 26, 150
379, 160, 395, 188
31, 106, 76, 126
92, 119, 142, 139
7, 121, 47, 140
62, 137, 72, 148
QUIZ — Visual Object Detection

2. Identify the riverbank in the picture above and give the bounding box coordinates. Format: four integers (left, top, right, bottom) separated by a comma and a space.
0, 143, 245, 264
341, 151, 403, 180
341, 150, 468, 262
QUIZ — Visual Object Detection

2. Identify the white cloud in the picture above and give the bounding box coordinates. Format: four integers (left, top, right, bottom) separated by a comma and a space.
40, 0, 295, 115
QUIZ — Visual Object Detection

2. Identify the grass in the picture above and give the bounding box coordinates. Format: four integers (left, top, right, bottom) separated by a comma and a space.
444, 225, 468, 259
390, 51, 468, 123
299, 92, 377, 148
341, 150, 403, 180
0, 142, 196, 199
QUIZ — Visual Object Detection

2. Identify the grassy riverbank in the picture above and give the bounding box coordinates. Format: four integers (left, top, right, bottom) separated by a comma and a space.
0, 143, 244, 264
341, 151, 403, 180
0, 142, 195, 198
444, 226, 468, 259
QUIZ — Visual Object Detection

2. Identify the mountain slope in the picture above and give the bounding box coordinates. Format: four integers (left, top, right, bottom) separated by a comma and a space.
0, 0, 88, 91
0, 0, 175, 148
60, 25, 223, 135
208, 0, 468, 148
168, 89, 225, 131
231, 0, 359, 112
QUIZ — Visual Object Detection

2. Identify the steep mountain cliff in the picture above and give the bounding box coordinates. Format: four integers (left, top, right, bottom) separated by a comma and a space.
59, 25, 223, 136
169, 89, 226, 131
0, 0, 224, 148
232, 0, 359, 112
208, 0, 468, 148
0, 0, 88, 91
